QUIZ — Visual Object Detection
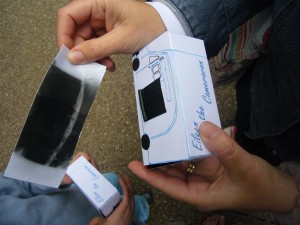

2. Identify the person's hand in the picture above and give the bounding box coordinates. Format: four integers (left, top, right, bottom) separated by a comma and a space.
57, 0, 166, 71
128, 122, 299, 213
89, 176, 134, 225
60, 151, 99, 186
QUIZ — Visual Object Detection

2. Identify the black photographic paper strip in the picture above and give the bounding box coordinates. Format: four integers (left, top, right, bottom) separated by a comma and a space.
4, 46, 106, 187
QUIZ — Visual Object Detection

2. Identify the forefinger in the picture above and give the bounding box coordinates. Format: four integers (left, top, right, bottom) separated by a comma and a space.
128, 161, 196, 202
119, 176, 133, 205
56, 0, 93, 48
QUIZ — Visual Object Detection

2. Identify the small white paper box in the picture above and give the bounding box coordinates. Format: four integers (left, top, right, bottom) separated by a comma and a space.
132, 32, 221, 166
66, 156, 121, 217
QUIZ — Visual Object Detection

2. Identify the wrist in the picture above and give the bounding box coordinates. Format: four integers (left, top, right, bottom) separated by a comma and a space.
270, 162, 300, 224
138, 2, 167, 41
270, 167, 300, 213
236, 159, 300, 213
146, 2, 186, 35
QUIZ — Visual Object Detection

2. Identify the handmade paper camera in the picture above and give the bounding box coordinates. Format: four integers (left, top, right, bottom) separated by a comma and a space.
66, 156, 121, 217
132, 32, 221, 166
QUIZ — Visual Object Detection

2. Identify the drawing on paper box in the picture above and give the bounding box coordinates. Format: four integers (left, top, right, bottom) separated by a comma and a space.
132, 47, 178, 155
132, 32, 221, 166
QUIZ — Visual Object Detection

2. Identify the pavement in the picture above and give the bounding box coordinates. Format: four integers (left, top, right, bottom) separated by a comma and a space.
1, 1, 270, 224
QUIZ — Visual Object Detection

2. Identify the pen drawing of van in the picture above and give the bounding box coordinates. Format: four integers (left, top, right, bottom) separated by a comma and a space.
132, 47, 179, 165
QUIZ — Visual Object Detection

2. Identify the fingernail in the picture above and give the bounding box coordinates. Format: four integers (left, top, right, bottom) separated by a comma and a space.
68, 51, 84, 64
199, 121, 219, 140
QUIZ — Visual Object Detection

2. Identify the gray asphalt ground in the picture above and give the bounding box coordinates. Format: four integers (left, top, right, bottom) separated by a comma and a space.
1, 1, 272, 224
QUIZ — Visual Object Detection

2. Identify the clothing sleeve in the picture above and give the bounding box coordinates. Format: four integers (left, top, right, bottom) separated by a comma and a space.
147, 0, 273, 58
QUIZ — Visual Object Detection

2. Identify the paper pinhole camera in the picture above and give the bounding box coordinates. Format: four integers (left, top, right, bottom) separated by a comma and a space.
66, 156, 121, 217
132, 32, 221, 167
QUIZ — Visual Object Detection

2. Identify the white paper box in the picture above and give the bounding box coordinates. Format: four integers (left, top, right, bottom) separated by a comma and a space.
132, 32, 221, 166
66, 156, 121, 217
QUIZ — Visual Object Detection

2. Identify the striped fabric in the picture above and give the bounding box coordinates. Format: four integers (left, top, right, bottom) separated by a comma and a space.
209, 5, 273, 86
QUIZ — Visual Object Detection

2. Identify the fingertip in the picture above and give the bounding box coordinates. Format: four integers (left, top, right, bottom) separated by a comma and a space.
118, 177, 127, 194
199, 121, 221, 141
200, 122, 247, 168
128, 160, 138, 168
61, 176, 73, 186
118, 176, 125, 186
128, 160, 144, 172
98, 57, 116, 72
123, 175, 130, 184
106, 64, 116, 72
124, 175, 133, 191
118, 176, 132, 202
68, 50, 85, 64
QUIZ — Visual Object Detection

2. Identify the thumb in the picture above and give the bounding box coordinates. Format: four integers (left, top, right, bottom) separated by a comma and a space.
68, 28, 128, 64
199, 121, 249, 171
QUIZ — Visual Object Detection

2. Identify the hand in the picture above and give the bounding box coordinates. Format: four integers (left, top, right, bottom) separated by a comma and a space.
57, 0, 166, 70
128, 122, 299, 213
89, 176, 134, 225
61, 151, 99, 186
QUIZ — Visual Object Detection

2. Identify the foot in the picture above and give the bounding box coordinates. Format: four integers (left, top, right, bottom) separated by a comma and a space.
202, 215, 225, 225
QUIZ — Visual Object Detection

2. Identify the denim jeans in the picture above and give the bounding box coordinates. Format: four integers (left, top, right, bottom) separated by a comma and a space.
236, 0, 300, 161
0, 172, 149, 225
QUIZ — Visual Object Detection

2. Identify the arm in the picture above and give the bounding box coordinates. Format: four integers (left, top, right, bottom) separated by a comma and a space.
56, 0, 273, 68
128, 122, 299, 213
149, 0, 274, 57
